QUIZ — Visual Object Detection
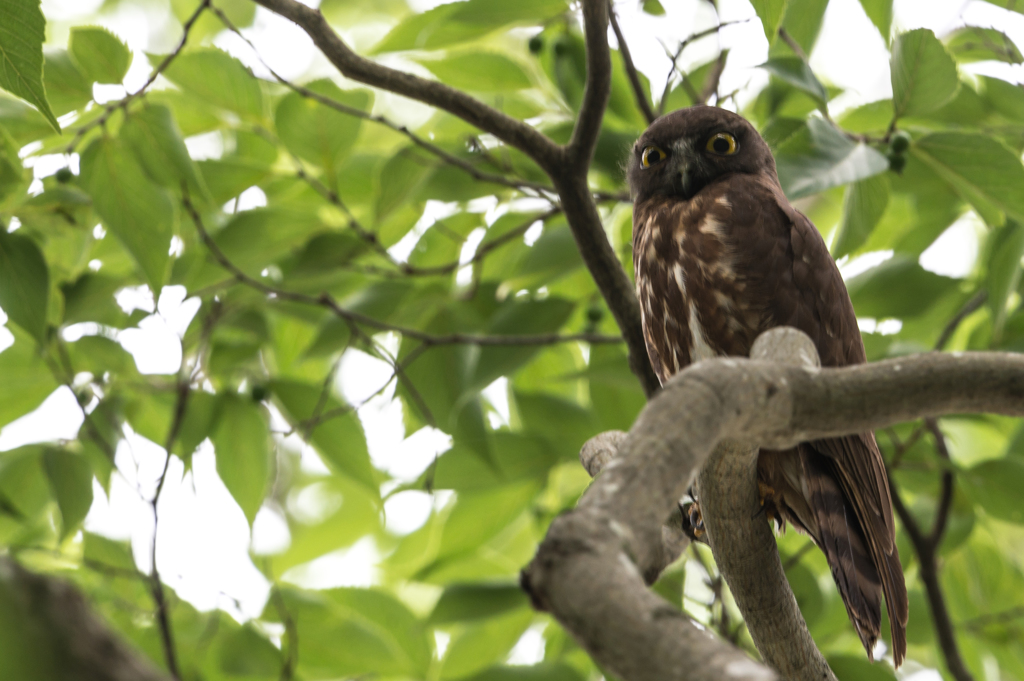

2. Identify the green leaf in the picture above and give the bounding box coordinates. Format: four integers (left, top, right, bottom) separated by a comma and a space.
945, 27, 1022, 64
42, 50, 93, 117
171, 0, 256, 43
154, 48, 264, 120
276, 587, 431, 678
120, 103, 205, 194
269, 379, 378, 494
173, 391, 222, 462
0, 0, 59, 131
759, 56, 828, 108
373, 0, 568, 53
890, 28, 959, 119
375, 150, 434, 224
980, 75, 1024, 123
196, 157, 272, 205
769, 0, 829, 58
0, 124, 27, 203
417, 52, 532, 92
774, 117, 889, 199
978, 0, 1024, 15
274, 80, 369, 173
827, 654, 897, 680
214, 623, 282, 678
986, 220, 1024, 344
961, 457, 1024, 524
68, 26, 131, 85
466, 665, 586, 681
0, 229, 49, 343
751, 0, 789, 45
211, 395, 271, 525
0, 326, 58, 429
0, 445, 50, 521
83, 531, 136, 571
429, 583, 529, 624
79, 136, 173, 293
439, 607, 534, 680
857, 0, 892, 42
207, 208, 327, 281
832, 173, 889, 258
911, 132, 1024, 227
642, 0, 666, 15
846, 255, 959, 318
470, 297, 575, 390
41, 449, 93, 540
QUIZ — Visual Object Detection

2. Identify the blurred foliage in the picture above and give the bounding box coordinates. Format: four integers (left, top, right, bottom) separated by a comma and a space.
0, 0, 1022, 679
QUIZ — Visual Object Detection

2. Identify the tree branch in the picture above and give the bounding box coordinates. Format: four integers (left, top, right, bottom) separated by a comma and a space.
889, 479, 975, 681
182, 193, 622, 348
0, 557, 172, 681
608, 2, 657, 125
522, 327, 1024, 681
568, 0, 613, 165
249, 0, 562, 172
695, 330, 834, 681
248, 0, 660, 397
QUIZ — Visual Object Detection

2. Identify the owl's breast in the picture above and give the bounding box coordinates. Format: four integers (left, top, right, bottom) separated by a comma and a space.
633, 188, 764, 382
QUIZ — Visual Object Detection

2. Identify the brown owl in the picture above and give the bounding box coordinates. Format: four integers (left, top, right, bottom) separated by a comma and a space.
627, 105, 908, 665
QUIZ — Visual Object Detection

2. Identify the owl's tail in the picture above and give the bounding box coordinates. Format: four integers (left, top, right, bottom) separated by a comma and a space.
799, 446, 906, 664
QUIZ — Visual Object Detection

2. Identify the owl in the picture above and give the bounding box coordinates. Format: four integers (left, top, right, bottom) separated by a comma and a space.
626, 106, 909, 665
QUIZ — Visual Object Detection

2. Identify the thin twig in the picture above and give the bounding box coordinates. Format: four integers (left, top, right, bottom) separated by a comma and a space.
781, 541, 815, 572
925, 418, 954, 546
961, 606, 1024, 632
210, 5, 561, 201
882, 294, 990, 681
888, 481, 975, 681
64, 0, 210, 153
608, 2, 657, 124
934, 291, 988, 351
148, 379, 190, 681
657, 21, 746, 115
699, 51, 728, 105
271, 588, 298, 681
181, 192, 622, 348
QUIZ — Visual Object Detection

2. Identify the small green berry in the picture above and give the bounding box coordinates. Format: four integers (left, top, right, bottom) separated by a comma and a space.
528, 35, 544, 54
251, 385, 269, 402
887, 152, 906, 174
586, 305, 604, 323
890, 131, 911, 154
55, 168, 74, 183
553, 36, 569, 57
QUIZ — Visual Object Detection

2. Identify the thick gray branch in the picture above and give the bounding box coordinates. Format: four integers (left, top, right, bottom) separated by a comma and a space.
0, 557, 171, 681
522, 328, 1024, 681
694, 330, 834, 681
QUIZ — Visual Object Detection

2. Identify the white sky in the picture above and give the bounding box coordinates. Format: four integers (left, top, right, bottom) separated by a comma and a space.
8, 0, 1024, 672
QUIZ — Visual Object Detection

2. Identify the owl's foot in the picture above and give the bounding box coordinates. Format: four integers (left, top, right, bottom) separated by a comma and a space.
756, 481, 780, 526
679, 498, 707, 544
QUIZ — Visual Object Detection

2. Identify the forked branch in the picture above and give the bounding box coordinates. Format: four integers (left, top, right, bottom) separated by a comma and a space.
522, 327, 1024, 681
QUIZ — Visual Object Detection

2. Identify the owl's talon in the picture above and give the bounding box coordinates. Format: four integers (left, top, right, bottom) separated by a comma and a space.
688, 502, 704, 531
679, 498, 708, 544
757, 481, 776, 506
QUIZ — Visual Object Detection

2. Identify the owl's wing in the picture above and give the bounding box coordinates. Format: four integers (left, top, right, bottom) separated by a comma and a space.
736, 177, 909, 664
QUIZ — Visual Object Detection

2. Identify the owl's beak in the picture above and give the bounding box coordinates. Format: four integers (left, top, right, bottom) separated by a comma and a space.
676, 165, 696, 199
670, 140, 698, 199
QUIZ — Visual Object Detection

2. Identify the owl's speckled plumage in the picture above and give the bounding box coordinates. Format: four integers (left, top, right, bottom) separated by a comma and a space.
628, 106, 908, 666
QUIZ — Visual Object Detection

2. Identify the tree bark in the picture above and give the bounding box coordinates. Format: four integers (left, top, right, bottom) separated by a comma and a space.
0, 557, 171, 681
522, 328, 1024, 681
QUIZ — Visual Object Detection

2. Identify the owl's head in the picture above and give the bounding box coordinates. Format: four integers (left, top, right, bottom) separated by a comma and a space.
626, 106, 776, 203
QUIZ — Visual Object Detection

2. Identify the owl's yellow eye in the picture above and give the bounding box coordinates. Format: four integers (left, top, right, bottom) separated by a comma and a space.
706, 132, 738, 155
641, 145, 667, 168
